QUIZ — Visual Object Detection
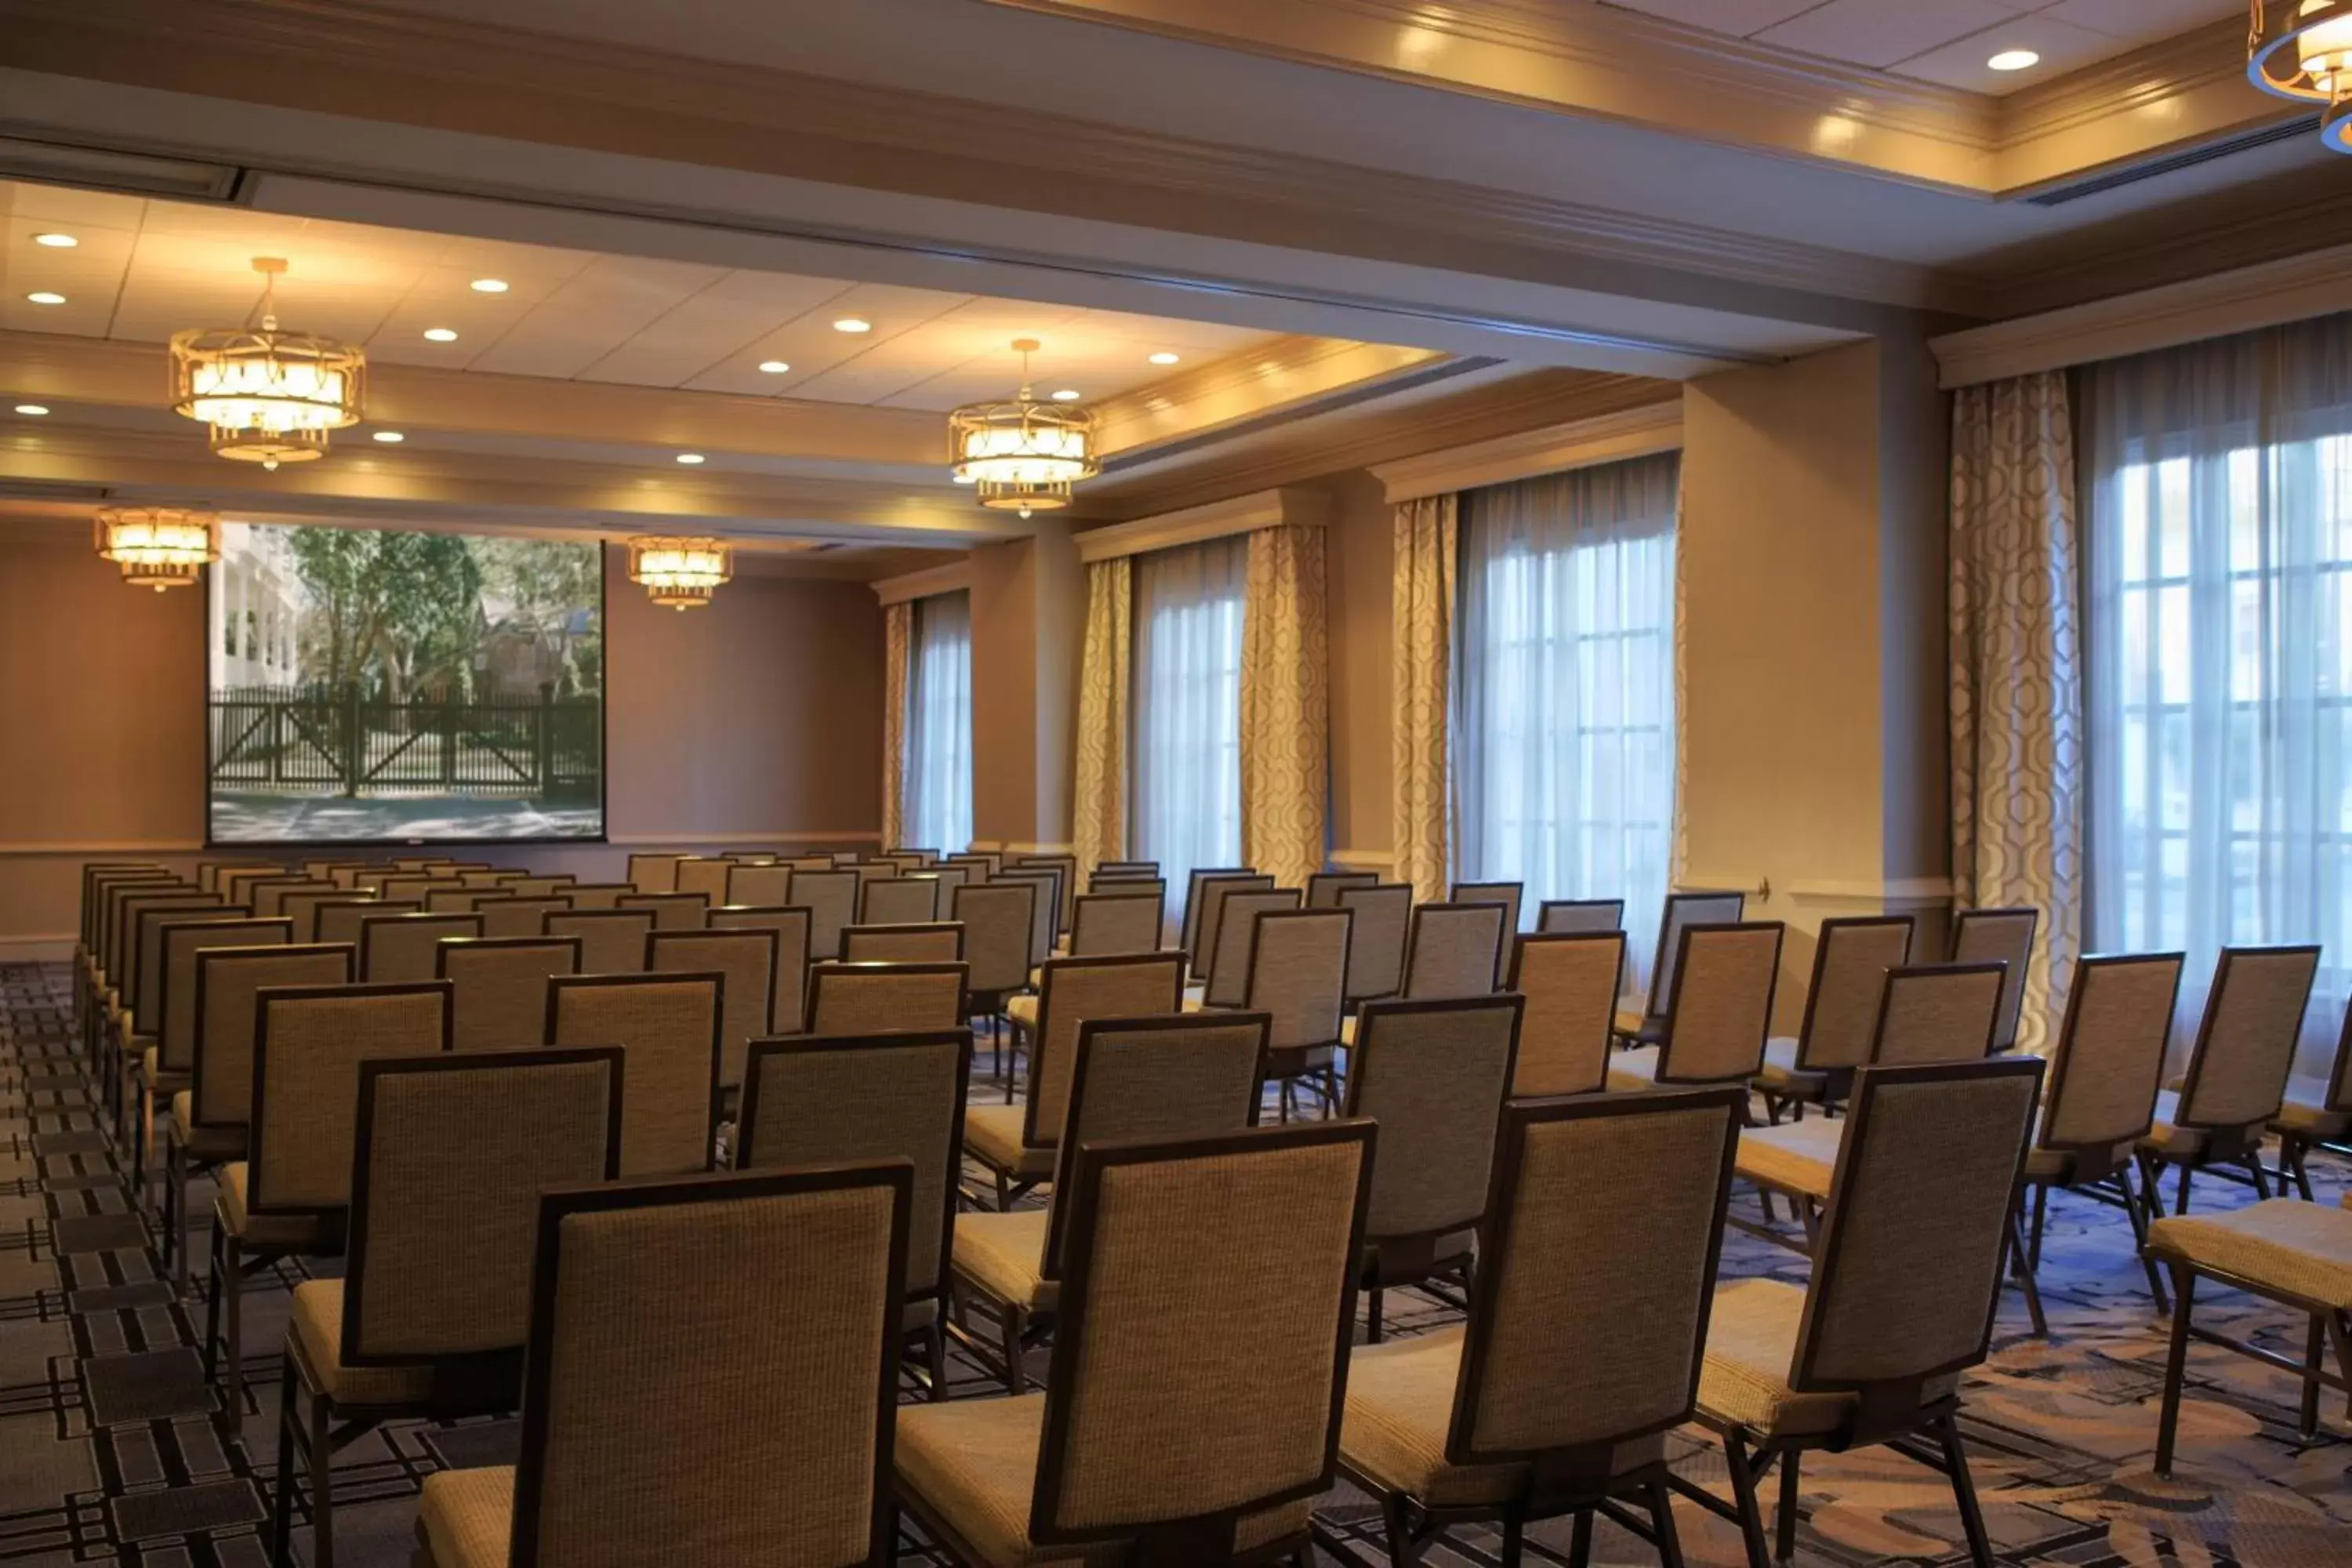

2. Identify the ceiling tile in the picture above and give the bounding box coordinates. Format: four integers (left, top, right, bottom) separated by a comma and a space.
2038, 0, 2240, 44
1600, 0, 1833, 37
463, 255, 728, 379
1892, 13, 2131, 93
580, 270, 858, 388
1756, 0, 2027, 70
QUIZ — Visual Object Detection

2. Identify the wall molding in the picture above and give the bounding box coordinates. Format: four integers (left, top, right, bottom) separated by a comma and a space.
0, 840, 201, 856
1076, 485, 1328, 562
1, 935, 75, 960
604, 831, 884, 846
1370, 399, 1684, 503
1785, 876, 1955, 910
870, 559, 975, 606
1328, 848, 1394, 873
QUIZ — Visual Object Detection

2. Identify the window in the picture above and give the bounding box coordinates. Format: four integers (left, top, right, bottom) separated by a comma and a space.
1130, 535, 1247, 927
1454, 452, 1679, 980
904, 590, 973, 855
2086, 319, 2352, 1069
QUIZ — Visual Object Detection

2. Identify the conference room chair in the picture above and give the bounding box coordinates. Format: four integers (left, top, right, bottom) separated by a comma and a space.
541, 907, 653, 975
437, 936, 583, 1052
546, 972, 724, 1177
480, 895, 574, 939
993, 866, 1063, 966
339, 867, 384, 891
105, 887, 227, 1116
724, 861, 793, 906
736, 1029, 971, 1399
975, 953, 1187, 1209
1065, 890, 1162, 957
1186, 870, 1272, 987
706, 906, 815, 1033
1752, 915, 1915, 1123
453, 869, 523, 890
833, 849, 867, 868
671, 856, 731, 905
1617, 891, 1748, 1046
412, 1163, 911, 1568
1396, 901, 1507, 1002
361, 913, 485, 983
279, 887, 355, 943
1344, 995, 1521, 1341
842, 921, 964, 963
379, 875, 456, 905
166, 943, 354, 1289
425, 887, 503, 915
648, 927, 779, 1096
861, 875, 941, 926
951, 1011, 1269, 1396
1333, 1087, 1744, 1568
895, 1120, 1373, 1568
787, 868, 858, 960
1537, 897, 1624, 935
76, 866, 171, 1054
1504, 930, 1626, 1098
953, 880, 1036, 1073
1201, 887, 1305, 1009
503, 874, 575, 898
1607, 922, 1784, 1092
1234, 907, 1351, 1120
789, 852, 839, 872
802, 961, 970, 1047
2139, 945, 2322, 1216
1339, 882, 1414, 1011
884, 845, 941, 866
139, 914, 286, 1189
274, 1048, 622, 1568
1672, 1057, 2042, 1568
314, 898, 417, 948
1091, 858, 1158, 880
2271, 1000, 2352, 1200
1014, 851, 1080, 936
1307, 869, 1379, 909
924, 862, 974, 896
561, 882, 635, 910
205, 981, 453, 1434
251, 877, 338, 920
121, 906, 253, 1165
1951, 906, 2041, 1052
616, 891, 709, 931
623, 851, 684, 893
1450, 880, 1524, 983
90, 873, 187, 1040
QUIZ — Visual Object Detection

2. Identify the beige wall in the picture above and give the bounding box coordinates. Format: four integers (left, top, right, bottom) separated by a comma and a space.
0, 532, 883, 954
967, 520, 1082, 850
1323, 469, 1394, 859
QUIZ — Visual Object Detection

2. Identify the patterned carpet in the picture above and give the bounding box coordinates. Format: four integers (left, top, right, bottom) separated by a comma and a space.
2, 958, 2349, 1566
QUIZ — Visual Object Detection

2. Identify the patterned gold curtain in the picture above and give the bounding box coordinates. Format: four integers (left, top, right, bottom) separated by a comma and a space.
1071, 557, 1132, 882
880, 599, 912, 851
1240, 525, 1329, 889
1392, 494, 1457, 904
1950, 370, 2082, 1054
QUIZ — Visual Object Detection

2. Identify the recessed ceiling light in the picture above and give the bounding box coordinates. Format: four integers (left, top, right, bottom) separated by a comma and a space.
31, 233, 77, 249
833, 317, 873, 334
1987, 49, 2040, 71
372, 430, 405, 442
423, 326, 459, 342
26, 292, 65, 306
676, 452, 706, 465
1148, 351, 1180, 365
13, 404, 49, 416
1051, 388, 1081, 402
757, 359, 791, 374
469, 278, 510, 293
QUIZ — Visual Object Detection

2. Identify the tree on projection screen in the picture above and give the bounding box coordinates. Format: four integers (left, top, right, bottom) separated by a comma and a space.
205, 520, 604, 843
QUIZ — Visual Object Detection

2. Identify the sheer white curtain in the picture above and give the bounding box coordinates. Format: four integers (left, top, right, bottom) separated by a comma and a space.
1131, 536, 1247, 932
904, 590, 972, 855
2085, 317, 2352, 1074
1454, 452, 1679, 987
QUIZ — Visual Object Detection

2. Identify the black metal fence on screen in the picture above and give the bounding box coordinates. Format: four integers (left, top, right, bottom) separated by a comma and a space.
209, 684, 601, 797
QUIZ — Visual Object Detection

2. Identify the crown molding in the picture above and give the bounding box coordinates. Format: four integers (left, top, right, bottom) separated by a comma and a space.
1370, 400, 1684, 503
1993, 21, 2282, 195
1092, 337, 1450, 452
1076, 485, 1327, 562
870, 558, 976, 606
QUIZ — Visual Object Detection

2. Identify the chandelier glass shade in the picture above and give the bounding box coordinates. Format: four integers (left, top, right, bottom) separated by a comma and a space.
94, 506, 220, 591
948, 339, 1098, 505
627, 535, 732, 610
169, 258, 365, 469
2249, 0, 2352, 151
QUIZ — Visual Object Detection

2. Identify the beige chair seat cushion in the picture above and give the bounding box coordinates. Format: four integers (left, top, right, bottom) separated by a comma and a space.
896, 1392, 1311, 1566
1339, 1014, 1356, 1046
1606, 1046, 1661, 1092
289, 1278, 436, 1406
2022, 1137, 2137, 1183
1733, 1118, 1843, 1201
954, 1207, 1058, 1315
416, 1465, 514, 1568
2150, 1198, 2352, 1310
1341, 1324, 1664, 1507
1699, 1279, 1956, 1438
169, 1091, 245, 1163
1007, 994, 1040, 1030
1752, 1036, 1828, 1095
219, 1162, 321, 1247
2274, 1077, 2352, 1139
964, 1103, 1054, 1178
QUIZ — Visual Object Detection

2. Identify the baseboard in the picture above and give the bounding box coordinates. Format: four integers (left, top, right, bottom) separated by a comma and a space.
0, 934, 74, 963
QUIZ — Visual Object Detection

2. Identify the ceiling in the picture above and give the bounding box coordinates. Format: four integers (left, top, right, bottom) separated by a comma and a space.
1604, 0, 2241, 93
0, 181, 1275, 413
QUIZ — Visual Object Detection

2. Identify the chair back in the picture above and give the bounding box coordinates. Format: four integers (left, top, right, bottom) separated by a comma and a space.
737, 1029, 971, 1300
951, 881, 1035, 998
804, 961, 969, 1036
2175, 946, 2323, 1131
1448, 1088, 1744, 1471
281, 887, 354, 943
316, 899, 418, 947
1244, 908, 1351, 1051
506, 1166, 909, 1568
788, 869, 859, 960
506, 876, 575, 899
648, 928, 779, 1089
709, 906, 815, 1033
136, 905, 254, 1038
993, 868, 1063, 963
248, 982, 453, 1214
564, 883, 635, 911
840, 922, 963, 964
618, 891, 709, 931
1205, 888, 1303, 1008
1450, 880, 1523, 983
1950, 907, 2039, 1051
1069, 891, 1163, 956
1345, 995, 1522, 1242
2323, 1000, 2352, 1116
1338, 883, 1413, 1004
1537, 898, 1624, 935
673, 858, 731, 905
1308, 870, 1379, 909
1029, 1121, 1373, 1559
1400, 902, 1505, 1000
191, 945, 354, 1128
361, 913, 485, 982
1015, 852, 1080, 936
343, 1049, 622, 1377
437, 937, 582, 1053
482, 897, 574, 940
1092, 859, 1159, 881
459, 870, 527, 891
161, 917, 290, 1073
1023, 953, 1189, 1150
1870, 963, 2005, 1069
1791, 916, 1915, 1072
249, 877, 333, 918
925, 864, 974, 896
116, 890, 224, 999
86, 869, 173, 966
1504, 931, 1624, 1097
426, 887, 497, 914
546, 908, 656, 975
723, 864, 790, 906
1642, 891, 1747, 1021
1178, 867, 1246, 955
1186, 870, 1270, 975
1795, 1058, 2042, 1401
624, 852, 682, 894
860, 877, 939, 925
2038, 952, 2184, 1152
546, 973, 722, 1176
1654, 922, 1783, 1083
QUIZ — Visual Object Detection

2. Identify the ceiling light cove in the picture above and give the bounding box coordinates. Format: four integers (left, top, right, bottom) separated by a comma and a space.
833, 317, 873, 333
32, 233, 77, 248
423, 327, 459, 343
2252, 1, 2352, 152
469, 278, 510, 292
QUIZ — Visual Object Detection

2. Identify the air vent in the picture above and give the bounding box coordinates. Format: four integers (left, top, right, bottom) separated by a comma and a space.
0, 132, 245, 201
2025, 116, 2318, 207
0, 478, 113, 503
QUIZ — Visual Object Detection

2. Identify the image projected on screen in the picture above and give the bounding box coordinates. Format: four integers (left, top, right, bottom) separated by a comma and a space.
208, 521, 604, 843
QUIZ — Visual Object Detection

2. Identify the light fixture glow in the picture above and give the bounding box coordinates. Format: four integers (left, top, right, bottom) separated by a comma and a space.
833, 317, 873, 333
757, 359, 791, 373
627, 535, 733, 609
1148, 351, 1180, 365
1050, 388, 1081, 402
1986, 49, 2039, 71
93, 506, 219, 591
27, 291, 65, 306
469, 278, 510, 293
32, 233, 77, 249
2251, 2, 2352, 151
14, 404, 49, 416
422, 327, 459, 343
169, 257, 365, 470
947, 339, 1098, 514
675, 452, 706, 465
372, 430, 405, 442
